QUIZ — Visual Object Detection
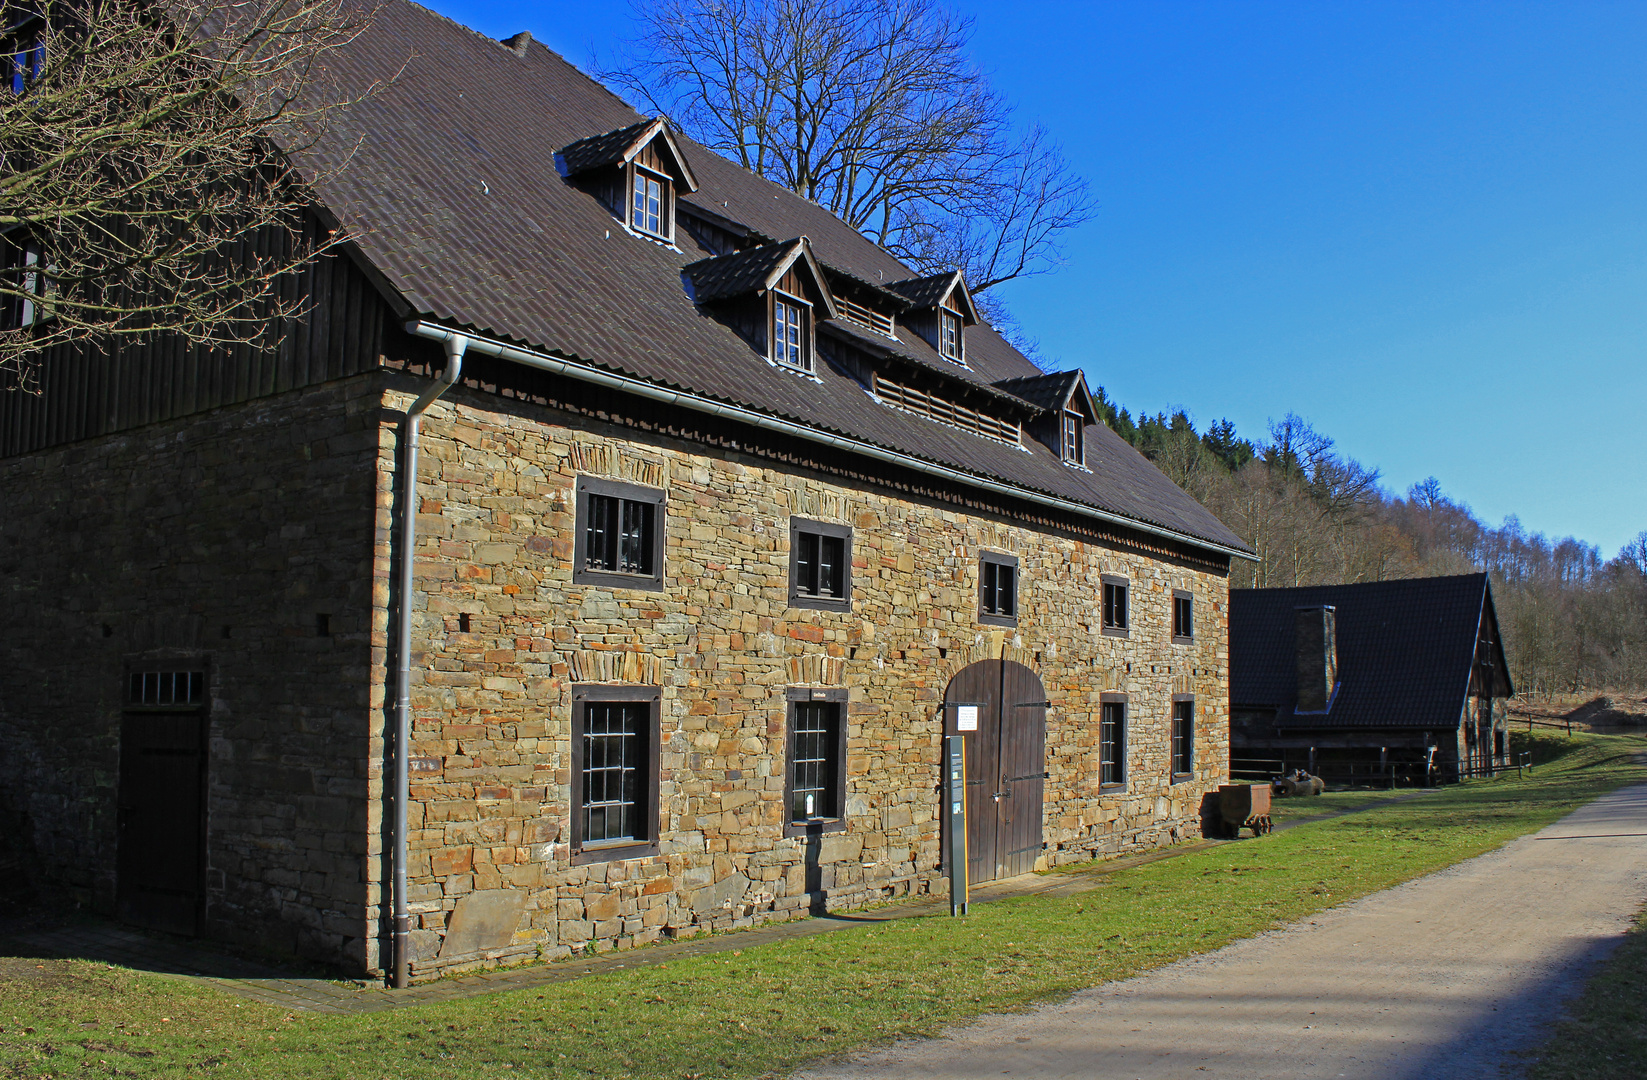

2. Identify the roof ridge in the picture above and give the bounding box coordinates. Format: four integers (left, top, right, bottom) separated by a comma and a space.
1231, 572, 1487, 594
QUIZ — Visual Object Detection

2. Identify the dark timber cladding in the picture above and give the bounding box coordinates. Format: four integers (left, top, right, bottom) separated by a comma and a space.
0, 220, 390, 458
1229, 574, 1514, 784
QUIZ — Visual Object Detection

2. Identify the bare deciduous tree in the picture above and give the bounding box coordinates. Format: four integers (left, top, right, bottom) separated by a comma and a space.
603, 0, 1094, 296
1093, 388, 1647, 694
1, 0, 383, 387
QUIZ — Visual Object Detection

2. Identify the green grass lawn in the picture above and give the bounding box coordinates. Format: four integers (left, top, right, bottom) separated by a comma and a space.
3, 730, 1640, 1080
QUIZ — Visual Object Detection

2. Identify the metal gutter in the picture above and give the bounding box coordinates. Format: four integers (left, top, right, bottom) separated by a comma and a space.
391, 332, 467, 989
404, 320, 1257, 562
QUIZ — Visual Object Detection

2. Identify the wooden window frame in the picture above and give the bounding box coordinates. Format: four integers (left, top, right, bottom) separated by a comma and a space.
770, 290, 813, 373
628, 162, 672, 242
1099, 693, 1127, 789
1061, 411, 1084, 466
1, 230, 45, 330
7, 25, 44, 97
789, 517, 852, 612
570, 684, 662, 864
783, 687, 850, 837
572, 475, 666, 592
1171, 694, 1194, 780
978, 550, 1019, 627
938, 307, 964, 364
1172, 589, 1194, 644
1101, 575, 1130, 637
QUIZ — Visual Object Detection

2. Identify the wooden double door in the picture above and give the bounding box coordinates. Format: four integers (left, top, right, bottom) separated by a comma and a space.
944, 660, 1048, 883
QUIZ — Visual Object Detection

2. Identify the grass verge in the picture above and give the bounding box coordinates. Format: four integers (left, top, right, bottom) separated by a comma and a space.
2, 730, 1640, 1080
1520, 911, 1647, 1079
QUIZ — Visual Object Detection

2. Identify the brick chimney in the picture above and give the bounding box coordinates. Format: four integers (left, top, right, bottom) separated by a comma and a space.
1295, 605, 1338, 713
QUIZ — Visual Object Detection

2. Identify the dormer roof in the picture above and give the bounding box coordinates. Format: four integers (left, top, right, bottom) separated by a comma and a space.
683, 237, 838, 318
559, 117, 700, 193
993, 370, 1099, 423
885, 270, 978, 324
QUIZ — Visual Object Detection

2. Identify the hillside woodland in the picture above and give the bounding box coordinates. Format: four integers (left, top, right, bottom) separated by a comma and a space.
1097, 394, 1647, 697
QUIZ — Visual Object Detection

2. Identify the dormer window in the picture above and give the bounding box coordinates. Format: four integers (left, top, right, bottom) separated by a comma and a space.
773, 294, 810, 371
631, 167, 668, 238
1061, 411, 1083, 466
940, 309, 963, 363
683, 237, 837, 378
559, 117, 699, 246
885, 270, 978, 366
993, 369, 1100, 467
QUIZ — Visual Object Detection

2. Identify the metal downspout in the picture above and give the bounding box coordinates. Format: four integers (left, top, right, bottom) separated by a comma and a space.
392, 334, 467, 989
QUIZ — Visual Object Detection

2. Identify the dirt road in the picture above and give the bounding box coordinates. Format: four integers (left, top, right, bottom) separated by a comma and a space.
797, 783, 1647, 1080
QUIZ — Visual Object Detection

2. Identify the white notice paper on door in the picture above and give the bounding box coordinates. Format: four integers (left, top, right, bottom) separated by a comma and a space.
956, 705, 978, 731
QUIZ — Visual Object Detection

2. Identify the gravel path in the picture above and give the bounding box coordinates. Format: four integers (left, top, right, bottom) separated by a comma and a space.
797, 782, 1647, 1080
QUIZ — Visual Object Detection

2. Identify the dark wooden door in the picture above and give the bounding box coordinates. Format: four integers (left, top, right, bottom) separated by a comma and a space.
997, 662, 1048, 878
116, 710, 207, 935
944, 660, 1047, 882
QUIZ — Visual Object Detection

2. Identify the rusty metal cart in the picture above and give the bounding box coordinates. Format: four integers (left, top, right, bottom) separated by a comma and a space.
1206, 783, 1272, 839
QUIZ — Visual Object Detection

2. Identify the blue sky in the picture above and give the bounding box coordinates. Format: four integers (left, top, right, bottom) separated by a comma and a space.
425, 1, 1647, 558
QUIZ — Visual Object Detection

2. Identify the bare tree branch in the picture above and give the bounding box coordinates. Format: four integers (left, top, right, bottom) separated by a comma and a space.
1, 0, 387, 387
602, 0, 1094, 294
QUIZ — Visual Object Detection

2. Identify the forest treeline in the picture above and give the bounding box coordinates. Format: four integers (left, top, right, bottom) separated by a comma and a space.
1098, 392, 1647, 697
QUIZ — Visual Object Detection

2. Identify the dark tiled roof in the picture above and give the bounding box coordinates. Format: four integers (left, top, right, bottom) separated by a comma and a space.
885, 271, 959, 310
291, 0, 1251, 556
822, 319, 1038, 412
994, 372, 1081, 412
684, 240, 804, 303
1230, 574, 1511, 730
558, 119, 654, 175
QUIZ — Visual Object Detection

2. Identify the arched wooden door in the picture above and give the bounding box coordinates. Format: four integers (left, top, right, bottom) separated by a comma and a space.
944, 660, 1048, 882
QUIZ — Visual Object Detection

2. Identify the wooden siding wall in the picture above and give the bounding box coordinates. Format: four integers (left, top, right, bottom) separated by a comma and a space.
1, 236, 391, 458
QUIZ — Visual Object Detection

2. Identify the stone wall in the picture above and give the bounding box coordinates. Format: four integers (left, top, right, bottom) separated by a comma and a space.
0, 377, 384, 967
384, 383, 1231, 979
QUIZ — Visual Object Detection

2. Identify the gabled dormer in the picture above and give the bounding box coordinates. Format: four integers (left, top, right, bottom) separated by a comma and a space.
885, 270, 978, 365
683, 237, 838, 375
558, 117, 699, 244
994, 370, 1100, 467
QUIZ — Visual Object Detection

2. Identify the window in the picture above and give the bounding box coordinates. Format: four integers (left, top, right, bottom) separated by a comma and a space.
128, 670, 205, 708
790, 518, 852, 611
1099, 696, 1126, 786
573, 476, 666, 591
785, 688, 848, 835
1101, 576, 1129, 636
630, 167, 669, 238
9, 33, 43, 96
1061, 412, 1084, 466
1173, 590, 1194, 642
772, 293, 810, 371
571, 684, 661, 862
939, 309, 963, 363
979, 551, 1018, 626
1, 232, 44, 330
1171, 697, 1194, 778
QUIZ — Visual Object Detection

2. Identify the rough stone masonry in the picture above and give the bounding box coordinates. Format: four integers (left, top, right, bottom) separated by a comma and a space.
0, 372, 1230, 978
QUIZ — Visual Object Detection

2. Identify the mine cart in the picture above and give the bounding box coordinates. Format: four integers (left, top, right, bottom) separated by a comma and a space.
1210, 783, 1273, 839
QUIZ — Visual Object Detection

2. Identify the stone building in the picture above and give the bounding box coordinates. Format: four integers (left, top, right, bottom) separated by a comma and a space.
0, 1, 1251, 981
1229, 574, 1513, 785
